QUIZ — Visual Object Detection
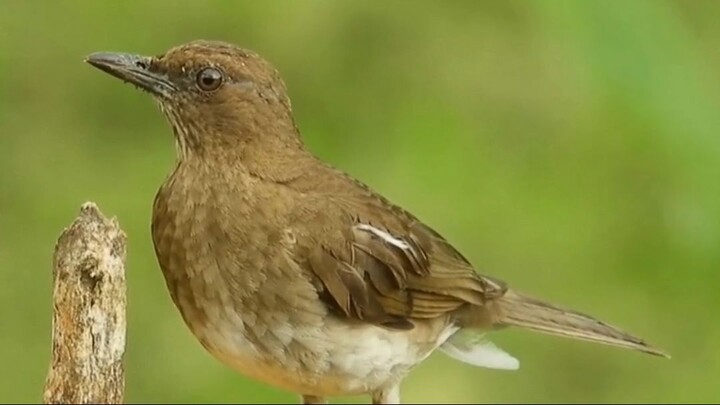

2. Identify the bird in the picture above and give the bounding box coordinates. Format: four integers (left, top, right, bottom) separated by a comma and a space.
84, 40, 668, 404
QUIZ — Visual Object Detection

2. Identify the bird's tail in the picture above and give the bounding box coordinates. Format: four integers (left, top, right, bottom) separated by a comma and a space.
493, 290, 669, 358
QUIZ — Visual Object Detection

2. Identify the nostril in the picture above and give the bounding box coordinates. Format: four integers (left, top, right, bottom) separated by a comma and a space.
135, 59, 148, 70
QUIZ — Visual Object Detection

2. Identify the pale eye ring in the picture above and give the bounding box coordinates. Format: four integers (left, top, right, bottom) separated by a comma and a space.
196, 67, 223, 91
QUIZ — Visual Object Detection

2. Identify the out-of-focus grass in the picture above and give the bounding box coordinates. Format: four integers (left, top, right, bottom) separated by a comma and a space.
1, 0, 718, 403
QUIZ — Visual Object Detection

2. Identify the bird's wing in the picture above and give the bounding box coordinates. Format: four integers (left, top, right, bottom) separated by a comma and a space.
290, 192, 508, 330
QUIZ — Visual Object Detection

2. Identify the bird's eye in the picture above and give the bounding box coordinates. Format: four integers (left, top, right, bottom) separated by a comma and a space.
196, 67, 223, 91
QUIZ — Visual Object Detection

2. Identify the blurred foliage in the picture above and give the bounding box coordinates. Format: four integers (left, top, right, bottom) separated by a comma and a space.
1, 0, 719, 403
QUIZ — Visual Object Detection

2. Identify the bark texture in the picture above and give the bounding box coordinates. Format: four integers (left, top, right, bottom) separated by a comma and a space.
43, 202, 127, 404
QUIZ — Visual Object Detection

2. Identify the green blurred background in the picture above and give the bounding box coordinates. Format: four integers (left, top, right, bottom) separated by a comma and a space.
1, 0, 719, 403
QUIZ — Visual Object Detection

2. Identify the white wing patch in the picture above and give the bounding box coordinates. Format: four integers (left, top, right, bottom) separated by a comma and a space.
356, 224, 410, 250
439, 329, 520, 371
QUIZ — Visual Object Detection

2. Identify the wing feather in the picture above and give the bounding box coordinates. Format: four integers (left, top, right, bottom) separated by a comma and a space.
295, 191, 507, 330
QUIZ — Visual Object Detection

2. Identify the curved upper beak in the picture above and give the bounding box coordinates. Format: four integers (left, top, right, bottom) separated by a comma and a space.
85, 52, 176, 98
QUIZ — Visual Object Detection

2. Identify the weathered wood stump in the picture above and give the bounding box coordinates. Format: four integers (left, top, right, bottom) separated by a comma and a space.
43, 202, 127, 404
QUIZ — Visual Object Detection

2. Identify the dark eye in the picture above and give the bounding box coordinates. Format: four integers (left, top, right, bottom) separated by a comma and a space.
196, 67, 223, 91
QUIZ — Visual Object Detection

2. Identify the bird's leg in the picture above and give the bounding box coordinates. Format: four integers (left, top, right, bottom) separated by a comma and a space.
371, 384, 401, 404
301, 395, 328, 404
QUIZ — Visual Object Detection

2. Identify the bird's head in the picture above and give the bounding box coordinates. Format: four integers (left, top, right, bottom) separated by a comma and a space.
85, 40, 300, 159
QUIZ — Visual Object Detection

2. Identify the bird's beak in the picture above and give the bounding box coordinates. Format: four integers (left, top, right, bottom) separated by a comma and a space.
85, 52, 176, 98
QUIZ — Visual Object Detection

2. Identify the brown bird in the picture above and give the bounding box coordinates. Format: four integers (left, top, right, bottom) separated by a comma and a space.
85, 40, 668, 404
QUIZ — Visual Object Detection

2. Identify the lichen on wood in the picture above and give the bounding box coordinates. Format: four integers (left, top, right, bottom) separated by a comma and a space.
43, 202, 127, 404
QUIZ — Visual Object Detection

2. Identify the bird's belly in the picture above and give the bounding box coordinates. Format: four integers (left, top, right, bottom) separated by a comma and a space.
195, 313, 454, 397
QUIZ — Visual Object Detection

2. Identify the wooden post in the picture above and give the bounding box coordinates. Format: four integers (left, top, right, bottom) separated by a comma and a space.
43, 202, 127, 404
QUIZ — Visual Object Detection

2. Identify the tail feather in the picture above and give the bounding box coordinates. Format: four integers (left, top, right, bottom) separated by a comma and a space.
495, 290, 669, 358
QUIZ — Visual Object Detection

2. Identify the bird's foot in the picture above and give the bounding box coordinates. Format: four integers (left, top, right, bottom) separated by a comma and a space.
301, 394, 328, 404
372, 384, 400, 404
